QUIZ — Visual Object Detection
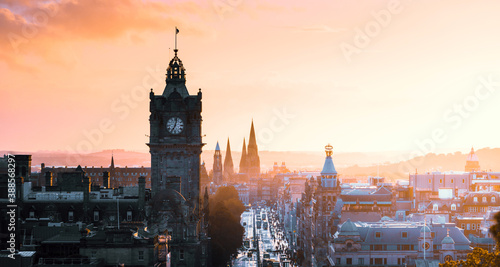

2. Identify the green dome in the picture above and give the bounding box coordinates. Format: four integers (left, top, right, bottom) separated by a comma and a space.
420, 225, 431, 233
339, 219, 359, 236
442, 236, 455, 244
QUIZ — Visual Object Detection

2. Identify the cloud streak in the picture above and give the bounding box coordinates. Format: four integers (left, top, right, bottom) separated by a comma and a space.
0, 0, 209, 70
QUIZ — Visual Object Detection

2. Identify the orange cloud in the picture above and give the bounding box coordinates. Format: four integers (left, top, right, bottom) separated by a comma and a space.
0, 0, 209, 70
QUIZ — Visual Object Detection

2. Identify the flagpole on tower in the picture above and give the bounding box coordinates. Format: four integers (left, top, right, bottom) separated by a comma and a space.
175, 27, 179, 52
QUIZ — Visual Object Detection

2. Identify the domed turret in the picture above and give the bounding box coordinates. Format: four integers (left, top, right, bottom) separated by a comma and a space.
420, 225, 431, 233
441, 236, 455, 244
465, 147, 480, 172
321, 144, 338, 188
441, 229, 455, 251
339, 219, 359, 236
162, 48, 190, 98
321, 144, 337, 176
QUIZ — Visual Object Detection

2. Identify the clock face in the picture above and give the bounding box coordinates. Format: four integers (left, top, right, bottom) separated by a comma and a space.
444, 255, 453, 262
422, 242, 430, 250
166, 117, 184, 134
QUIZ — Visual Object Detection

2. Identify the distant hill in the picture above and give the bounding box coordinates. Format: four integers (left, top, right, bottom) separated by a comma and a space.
341, 147, 500, 181
2, 147, 498, 180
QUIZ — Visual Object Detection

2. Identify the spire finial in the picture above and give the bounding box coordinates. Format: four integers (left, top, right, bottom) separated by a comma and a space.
447, 228, 450, 237
325, 144, 333, 157
174, 27, 179, 55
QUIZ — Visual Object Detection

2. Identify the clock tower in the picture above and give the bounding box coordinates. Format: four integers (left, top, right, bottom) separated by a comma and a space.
148, 46, 203, 212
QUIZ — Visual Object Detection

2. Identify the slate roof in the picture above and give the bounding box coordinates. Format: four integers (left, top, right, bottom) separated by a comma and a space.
336, 222, 470, 249
321, 156, 337, 175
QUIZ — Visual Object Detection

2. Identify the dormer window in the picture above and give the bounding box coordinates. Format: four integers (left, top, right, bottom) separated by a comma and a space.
68, 211, 74, 222
433, 204, 438, 211
451, 204, 456, 211
375, 232, 381, 238
492, 197, 496, 202
29, 211, 35, 218
483, 197, 487, 202
473, 197, 478, 202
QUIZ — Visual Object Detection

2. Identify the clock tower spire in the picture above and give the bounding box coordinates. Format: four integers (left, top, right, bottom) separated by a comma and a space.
147, 28, 209, 267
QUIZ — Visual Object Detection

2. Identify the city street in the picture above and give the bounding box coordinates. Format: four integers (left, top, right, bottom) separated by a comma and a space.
233, 207, 292, 267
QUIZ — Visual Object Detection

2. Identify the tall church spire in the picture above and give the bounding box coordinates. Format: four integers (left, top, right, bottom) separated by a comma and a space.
110, 152, 115, 169
213, 142, 223, 184
239, 138, 248, 173
246, 120, 260, 175
224, 138, 234, 181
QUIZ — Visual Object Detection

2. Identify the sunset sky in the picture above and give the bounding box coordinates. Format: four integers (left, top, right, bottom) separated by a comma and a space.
2, 0, 500, 158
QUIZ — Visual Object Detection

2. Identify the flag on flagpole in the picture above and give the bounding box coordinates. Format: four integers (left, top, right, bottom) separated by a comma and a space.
176, 27, 179, 34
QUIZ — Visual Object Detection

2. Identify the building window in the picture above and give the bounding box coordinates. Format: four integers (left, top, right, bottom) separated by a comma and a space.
91, 251, 97, 258
451, 179, 454, 183
472, 223, 476, 230
127, 211, 132, 221
463, 179, 465, 183
180, 249, 184, 260
433, 204, 438, 211
461, 223, 465, 229
68, 211, 74, 221
483, 197, 487, 202
429, 179, 431, 184
474, 197, 478, 202
402, 232, 408, 238
346, 258, 352, 265
358, 258, 364, 265
467, 224, 470, 230
492, 197, 496, 202
375, 232, 381, 238
375, 258, 383, 265
94, 211, 99, 221
336, 258, 341, 265
451, 204, 456, 211
440, 179, 443, 183
29, 211, 35, 218
138, 250, 144, 261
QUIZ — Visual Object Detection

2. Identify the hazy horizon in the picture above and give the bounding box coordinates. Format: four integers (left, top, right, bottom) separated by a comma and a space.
2, 1, 500, 157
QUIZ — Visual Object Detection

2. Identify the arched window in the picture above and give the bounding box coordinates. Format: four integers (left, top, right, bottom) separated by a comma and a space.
451, 204, 456, 211
433, 204, 438, 211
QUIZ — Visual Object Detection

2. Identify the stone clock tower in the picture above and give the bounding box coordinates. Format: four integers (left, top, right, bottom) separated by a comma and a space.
148, 47, 203, 211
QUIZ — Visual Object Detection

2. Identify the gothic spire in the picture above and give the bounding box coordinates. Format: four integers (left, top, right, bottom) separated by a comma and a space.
239, 138, 248, 173
110, 152, 115, 169
246, 120, 260, 175
224, 138, 234, 178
